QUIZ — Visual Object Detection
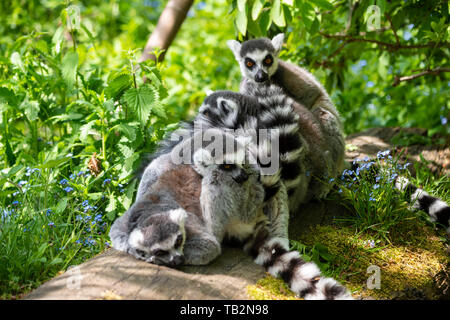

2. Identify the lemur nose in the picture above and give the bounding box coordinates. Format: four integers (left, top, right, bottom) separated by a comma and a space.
171, 255, 184, 266
255, 70, 268, 82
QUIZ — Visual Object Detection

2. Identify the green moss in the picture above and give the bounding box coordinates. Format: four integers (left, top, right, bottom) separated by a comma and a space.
247, 216, 448, 300
247, 275, 301, 300
296, 220, 448, 299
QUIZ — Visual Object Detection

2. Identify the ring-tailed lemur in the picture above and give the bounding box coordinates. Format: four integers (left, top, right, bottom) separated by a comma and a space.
227, 34, 346, 206
195, 87, 335, 216
110, 130, 353, 299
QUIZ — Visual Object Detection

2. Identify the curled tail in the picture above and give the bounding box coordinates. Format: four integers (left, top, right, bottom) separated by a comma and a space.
395, 176, 450, 233
245, 226, 353, 300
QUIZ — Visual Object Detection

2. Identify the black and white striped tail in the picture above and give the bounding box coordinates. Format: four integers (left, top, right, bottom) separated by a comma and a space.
395, 176, 450, 233
250, 84, 304, 198
245, 226, 353, 300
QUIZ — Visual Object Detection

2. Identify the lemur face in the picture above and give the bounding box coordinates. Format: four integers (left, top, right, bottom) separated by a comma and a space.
227, 34, 285, 83
127, 209, 186, 266
193, 146, 260, 187
198, 91, 241, 129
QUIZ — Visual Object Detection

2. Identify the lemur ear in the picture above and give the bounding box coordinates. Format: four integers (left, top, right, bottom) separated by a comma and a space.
169, 209, 187, 227
271, 33, 285, 53
226, 40, 242, 60
205, 89, 214, 96
193, 148, 213, 176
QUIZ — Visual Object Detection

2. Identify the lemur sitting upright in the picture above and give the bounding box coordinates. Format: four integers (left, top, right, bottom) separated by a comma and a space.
227, 34, 346, 210
110, 129, 353, 300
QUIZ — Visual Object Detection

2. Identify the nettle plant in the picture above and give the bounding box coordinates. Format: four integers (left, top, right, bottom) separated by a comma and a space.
0, 6, 172, 293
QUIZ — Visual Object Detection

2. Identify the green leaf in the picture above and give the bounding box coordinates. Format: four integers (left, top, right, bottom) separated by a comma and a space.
123, 85, 159, 126
237, 0, 247, 12
20, 99, 40, 121
38, 157, 70, 169
251, 0, 263, 20
235, 6, 248, 36
105, 72, 133, 100
105, 193, 116, 212
10, 52, 25, 73
313, 0, 334, 11
116, 123, 137, 141
271, 0, 285, 27
0, 87, 19, 106
118, 142, 134, 158
79, 120, 97, 143
300, 2, 315, 29
259, 9, 272, 32
378, 52, 389, 80
5, 165, 24, 177
122, 179, 136, 211
61, 51, 79, 86
50, 257, 63, 266
55, 197, 69, 214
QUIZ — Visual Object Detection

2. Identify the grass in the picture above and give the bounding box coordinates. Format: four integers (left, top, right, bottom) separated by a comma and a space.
0, 163, 128, 299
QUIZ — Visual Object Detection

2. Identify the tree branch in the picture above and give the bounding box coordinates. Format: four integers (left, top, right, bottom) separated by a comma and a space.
392, 67, 450, 86
385, 13, 400, 45
139, 0, 194, 64
319, 32, 450, 51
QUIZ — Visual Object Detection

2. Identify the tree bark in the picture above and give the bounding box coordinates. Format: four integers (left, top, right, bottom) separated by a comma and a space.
139, 0, 194, 63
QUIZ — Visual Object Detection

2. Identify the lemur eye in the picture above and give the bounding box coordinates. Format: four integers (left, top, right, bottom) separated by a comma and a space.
263, 56, 273, 66
175, 234, 183, 248
154, 249, 168, 257
219, 164, 236, 171
136, 249, 146, 257
220, 100, 228, 109
245, 58, 255, 68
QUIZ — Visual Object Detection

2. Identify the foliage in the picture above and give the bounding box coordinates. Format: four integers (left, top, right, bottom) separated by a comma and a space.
227, 0, 450, 134
0, 1, 173, 297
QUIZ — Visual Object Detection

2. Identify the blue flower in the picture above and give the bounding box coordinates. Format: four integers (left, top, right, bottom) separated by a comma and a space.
102, 178, 111, 186
12, 200, 20, 206
48, 222, 55, 227
63, 186, 74, 193
377, 150, 390, 159
18, 180, 27, 187
77, 171, 85, 177
373, 184, 380, 189
369, 197, 376, 202
46, 209, 53, 216
82, 200, 89, 207
59, 179, 68, 185
69, 173, 76, 180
